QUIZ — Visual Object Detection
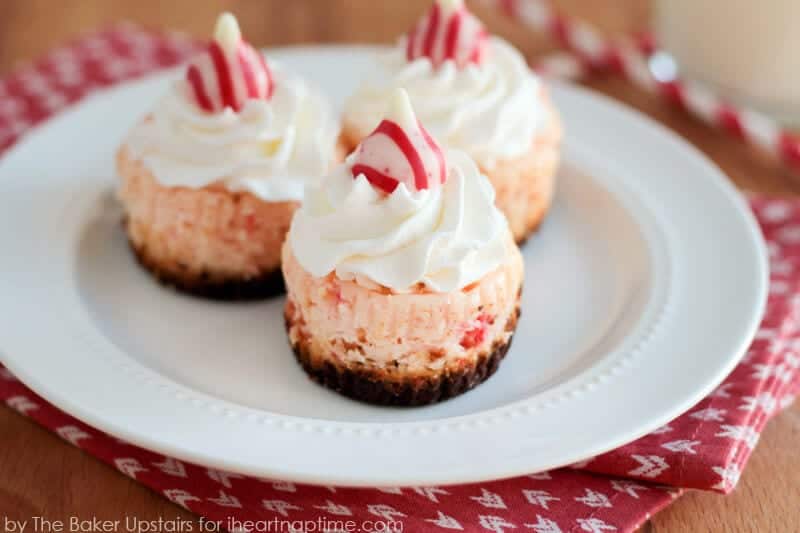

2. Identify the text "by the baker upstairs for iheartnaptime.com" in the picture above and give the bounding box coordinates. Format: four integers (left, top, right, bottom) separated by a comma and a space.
3, 515, 406, 532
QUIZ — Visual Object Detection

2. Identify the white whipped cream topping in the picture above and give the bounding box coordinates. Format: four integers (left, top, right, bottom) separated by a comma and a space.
344, 37, 546, 169
289, 150, 512, 292
124, 64, 337, 202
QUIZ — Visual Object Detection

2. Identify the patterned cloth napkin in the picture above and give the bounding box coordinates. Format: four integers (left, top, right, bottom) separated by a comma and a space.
1, 25, 799, 533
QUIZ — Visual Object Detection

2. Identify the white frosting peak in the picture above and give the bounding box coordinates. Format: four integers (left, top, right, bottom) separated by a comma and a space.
214, 13, 241, 51
289, 149, 512, 292
125, 63, 337, 202
345, 37, 546, 169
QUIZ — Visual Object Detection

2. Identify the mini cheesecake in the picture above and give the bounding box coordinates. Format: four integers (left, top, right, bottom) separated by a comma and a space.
283, 89, 524, 406
117, 13, 338, 299
339, 0, 562, 244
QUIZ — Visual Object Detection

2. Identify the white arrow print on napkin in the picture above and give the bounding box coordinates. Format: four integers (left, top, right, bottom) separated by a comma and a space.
779, 393, 796, 410
752, 363, 778, 379
523, 489, 560, 510
741, 348, 760, 364
528, 472, 552, 480
1, 118, 32, 141
6, 395, 38, 414
56, 425, 91, 446
412, 486, 450, 503
575, 489, 612, 508
771, 260, 794, 275
313, 500, 352, 516
628, 455, 669, 478
367, 504, 406, 521
610, 480, 647, 499
16, 70, 53, 95
207, 468, 243, 488
163, 489, 200, 510
770, 281, 791, 295
0, 97, 24, 118
650, 423, 673, 435
661, 439, 701, 454
36, 92, 67, 114
712, 464, 741, 491
114, 458, 147, 479
272, 481, 297, 493
153, 457, 187, 478
51, 58, 84, 87
478, 515, 517, 533
752, 363, 793, 382
525, 515, 562, 533
766, 338, 790, 358
716, 425, 760, 449
763, 202, 792, 222
262, 500, 302, 517
710, 383, 734, 398
740, 393, 777, 414
569, 458, 595, 469
777, 224, 800, 244
209, 490, 242, 508
470, 488, 507, 509
576, 518, 617, 532
425, 511, 463, 530
689, 407, 727, 422
765, 240, 781, 259
377, 487, 403, 495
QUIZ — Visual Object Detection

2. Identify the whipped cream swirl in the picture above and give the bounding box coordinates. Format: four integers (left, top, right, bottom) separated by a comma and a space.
124, 65, 337, 202
289, 150, 512, 292
344, 37, 547, 169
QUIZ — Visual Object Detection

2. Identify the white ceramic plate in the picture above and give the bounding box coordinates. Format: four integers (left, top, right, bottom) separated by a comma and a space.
0, 46, 768, 487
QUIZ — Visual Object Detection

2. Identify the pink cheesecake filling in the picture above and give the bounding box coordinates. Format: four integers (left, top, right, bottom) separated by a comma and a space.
282, 239, 523, 374
118, 147, 295, 279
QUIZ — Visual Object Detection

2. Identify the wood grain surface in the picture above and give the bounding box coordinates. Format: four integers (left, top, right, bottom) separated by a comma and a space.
0, 1, 798, 532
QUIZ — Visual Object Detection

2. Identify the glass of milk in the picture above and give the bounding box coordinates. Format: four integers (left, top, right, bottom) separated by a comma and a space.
653, 0, 800, 124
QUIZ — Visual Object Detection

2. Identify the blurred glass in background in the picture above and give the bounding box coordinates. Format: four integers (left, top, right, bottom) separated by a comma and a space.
654, 0, 800, 124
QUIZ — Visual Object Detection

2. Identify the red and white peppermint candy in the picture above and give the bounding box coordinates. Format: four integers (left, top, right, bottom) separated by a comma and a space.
406, 0, 489, 68
351, 89, 447, 194
185, 13, 274, 112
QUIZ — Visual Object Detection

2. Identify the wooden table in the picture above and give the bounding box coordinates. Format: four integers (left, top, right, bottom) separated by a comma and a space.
1, 1, 797, 531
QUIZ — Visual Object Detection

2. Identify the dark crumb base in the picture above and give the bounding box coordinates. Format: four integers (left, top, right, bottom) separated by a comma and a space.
128, 238, 285, 301
287, 309, 519, 407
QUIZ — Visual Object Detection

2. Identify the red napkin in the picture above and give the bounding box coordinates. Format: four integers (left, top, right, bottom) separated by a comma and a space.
1, 26, 798, 533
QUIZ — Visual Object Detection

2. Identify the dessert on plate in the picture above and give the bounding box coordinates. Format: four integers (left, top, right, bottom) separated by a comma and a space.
340, 0, 562, 244
117, 13, 338, 299
283, 89, 524, 406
